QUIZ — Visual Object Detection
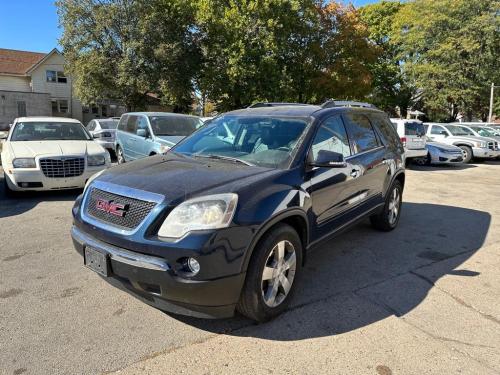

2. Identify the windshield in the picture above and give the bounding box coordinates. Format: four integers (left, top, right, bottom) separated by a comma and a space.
474, 127, 498, 137
445, 125, 474, 136
149, 116, 202, 136
172, 115, 310, 169
98, 119, 118, 129
404, 122, 425, 136
11, 122, 91, 141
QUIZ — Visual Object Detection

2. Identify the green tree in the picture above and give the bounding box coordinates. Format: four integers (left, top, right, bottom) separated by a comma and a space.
359, 1, 414, 116
392, 0, 500, 121
57, 0, 199, 111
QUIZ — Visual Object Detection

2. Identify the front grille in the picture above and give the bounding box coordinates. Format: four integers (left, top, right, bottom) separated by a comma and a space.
488, 142, 495, 150
40, 157, 85, 178
86, 188, 157, 229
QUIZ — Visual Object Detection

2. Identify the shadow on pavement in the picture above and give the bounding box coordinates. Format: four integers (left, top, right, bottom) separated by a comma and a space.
169, 202, 490, 340
408, 163, 477, 171
0, 170, 80, 218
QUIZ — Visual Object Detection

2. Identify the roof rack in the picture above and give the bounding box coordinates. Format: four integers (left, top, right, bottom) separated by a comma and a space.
321, 100, 376, 109
248, 102, 311, 108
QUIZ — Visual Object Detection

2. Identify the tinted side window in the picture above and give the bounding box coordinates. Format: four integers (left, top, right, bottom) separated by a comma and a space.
369, 114, 400, 146
311, 116, 351, 160
117, 115, 128, 131
343, 113, 380, 154
126, 115, 138, 134
431, 125, 446, 135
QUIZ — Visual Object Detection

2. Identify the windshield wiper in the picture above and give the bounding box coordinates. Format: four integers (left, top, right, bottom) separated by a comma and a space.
194, 154, 254, 166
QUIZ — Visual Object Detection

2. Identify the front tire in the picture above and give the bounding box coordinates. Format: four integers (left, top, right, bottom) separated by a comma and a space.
458, 145, 473, 163
116, 145, 125, 164
237, 224, 302, 322
370, 180, 403, 232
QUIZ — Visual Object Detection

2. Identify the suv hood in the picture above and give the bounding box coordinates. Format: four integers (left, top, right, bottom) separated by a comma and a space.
98, 153, 281, 202
427, 142, 462, 152
447, 135, 494, 143
8, 140, 105, 158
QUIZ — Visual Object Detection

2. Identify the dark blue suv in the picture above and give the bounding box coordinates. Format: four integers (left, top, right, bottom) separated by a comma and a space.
71, 101, 405, 322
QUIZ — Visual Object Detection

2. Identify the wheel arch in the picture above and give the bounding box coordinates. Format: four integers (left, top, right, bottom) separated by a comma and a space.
242, 209, 309, 272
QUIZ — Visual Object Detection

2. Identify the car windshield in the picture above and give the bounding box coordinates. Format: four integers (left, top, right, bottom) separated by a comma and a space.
404, 122, 425, 136
149, 116, 202, 136
172, 115, 310, 169
445, 125, 474, 136
474, 127, 497, 137
98, 119, 119, 129
10, 122, 91, 141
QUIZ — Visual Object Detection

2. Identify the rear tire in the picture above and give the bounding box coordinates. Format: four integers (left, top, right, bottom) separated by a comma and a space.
237, 224, 302, 322
370, 180, 403, 232
458, 145, 473, 163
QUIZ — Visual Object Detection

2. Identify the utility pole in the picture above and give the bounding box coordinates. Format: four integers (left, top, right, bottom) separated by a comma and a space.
489, 83, 499, 123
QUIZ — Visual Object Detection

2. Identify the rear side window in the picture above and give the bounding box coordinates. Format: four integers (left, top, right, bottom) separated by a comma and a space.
311, 115, 351, 160
405, 122, 425, 136
369, 114, 400, 146
343, 113, 380, 154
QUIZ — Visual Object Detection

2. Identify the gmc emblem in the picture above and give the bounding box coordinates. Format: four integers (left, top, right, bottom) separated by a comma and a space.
96, 199, 128, 217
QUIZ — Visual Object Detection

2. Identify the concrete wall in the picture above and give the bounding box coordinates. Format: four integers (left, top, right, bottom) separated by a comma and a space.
0, 75, 31, 91
0, 90, 51, 129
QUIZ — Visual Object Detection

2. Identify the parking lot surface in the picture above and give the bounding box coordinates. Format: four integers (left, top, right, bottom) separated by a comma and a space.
1, 162, 500, 375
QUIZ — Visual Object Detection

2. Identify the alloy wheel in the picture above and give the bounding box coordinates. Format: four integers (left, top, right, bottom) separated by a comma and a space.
261, 240, 297, 308
388, 188, 401, 225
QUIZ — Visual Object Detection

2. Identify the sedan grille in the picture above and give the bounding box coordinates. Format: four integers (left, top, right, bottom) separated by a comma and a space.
86, 188, 157, 230
40, 157, 85, 178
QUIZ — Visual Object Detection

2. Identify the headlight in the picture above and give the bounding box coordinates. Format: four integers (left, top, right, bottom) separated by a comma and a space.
88, 154, 106, 166
158, 193, 238, 239
12, 158, 36, 168
475, 141, 488, 148
159, 145, 171, 154
83, 169, 105, 193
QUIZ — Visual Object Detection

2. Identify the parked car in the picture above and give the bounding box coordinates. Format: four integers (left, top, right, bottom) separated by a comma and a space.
71, 101, 405, 322
86, 118, 119, 156
423, 123, 498, 163
115, 112, 202, 163
413, 141, 464, 166
1, 117, 110, 195
390, 119, 427, 163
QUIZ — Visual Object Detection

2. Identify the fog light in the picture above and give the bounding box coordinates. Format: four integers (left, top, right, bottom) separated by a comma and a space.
187, 258, 200, 275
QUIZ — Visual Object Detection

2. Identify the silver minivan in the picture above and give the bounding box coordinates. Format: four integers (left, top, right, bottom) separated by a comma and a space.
390, 118, 427, 161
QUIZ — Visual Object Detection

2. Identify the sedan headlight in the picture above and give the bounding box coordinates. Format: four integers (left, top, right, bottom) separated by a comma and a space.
88, 154, 106, 166
12, 158, 36, 168
158, 193, 238, 239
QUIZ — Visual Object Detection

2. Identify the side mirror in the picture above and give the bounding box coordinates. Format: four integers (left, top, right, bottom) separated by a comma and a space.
92, 133, 100, 139
136, 129, 147, 138
440, 130, 448, 137
310, 150, 347, 168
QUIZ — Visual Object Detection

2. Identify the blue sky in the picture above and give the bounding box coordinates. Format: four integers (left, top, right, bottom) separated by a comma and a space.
0, 0, 378, 53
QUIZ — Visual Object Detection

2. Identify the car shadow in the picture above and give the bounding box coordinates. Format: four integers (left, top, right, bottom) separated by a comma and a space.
166, 202, 490, 340
408, 163, 477, 171
0, 170, 80, 218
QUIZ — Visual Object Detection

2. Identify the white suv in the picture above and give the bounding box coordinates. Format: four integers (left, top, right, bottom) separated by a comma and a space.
390, 119, 427, 162
423, 123, 498, 163
1, 117, 110, 195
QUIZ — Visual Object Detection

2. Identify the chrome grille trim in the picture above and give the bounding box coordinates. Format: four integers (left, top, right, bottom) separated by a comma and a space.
40, 157, 85, 178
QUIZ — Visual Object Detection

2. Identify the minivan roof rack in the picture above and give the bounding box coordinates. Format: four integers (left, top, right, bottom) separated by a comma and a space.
248, 102, 311, 108
321, 100, 376, 109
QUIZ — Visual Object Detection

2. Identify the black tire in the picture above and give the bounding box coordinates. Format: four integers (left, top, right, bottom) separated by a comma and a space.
116, 145, 125, 164
458, 145, 473, 163
414, 153, 431, 166
370, 180, 403, 232
237, 224, 303, 322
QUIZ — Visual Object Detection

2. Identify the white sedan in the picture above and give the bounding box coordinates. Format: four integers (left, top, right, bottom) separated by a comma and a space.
1, 117, 110, 194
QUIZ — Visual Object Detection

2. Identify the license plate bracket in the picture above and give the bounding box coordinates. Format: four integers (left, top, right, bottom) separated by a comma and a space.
84, 247, 110, 277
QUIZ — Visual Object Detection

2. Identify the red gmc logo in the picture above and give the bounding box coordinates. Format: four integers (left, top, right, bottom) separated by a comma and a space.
96, 199, 128, 217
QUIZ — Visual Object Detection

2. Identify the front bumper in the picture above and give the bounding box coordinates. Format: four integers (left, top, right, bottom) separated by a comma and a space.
4, 166, 107, 191
405, 148, 428, 159
430, 151, 464, 164
472, 147, 497, 159
71, 225, 246, 319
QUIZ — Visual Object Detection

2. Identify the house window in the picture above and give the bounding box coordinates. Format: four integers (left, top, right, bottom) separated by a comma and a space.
46, 70, 67, 84
17, 101, 27, 117
51, 99, 69, 114
46, 70, 57, 82
57, 71, 67, 83
91, 105, 99, 114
